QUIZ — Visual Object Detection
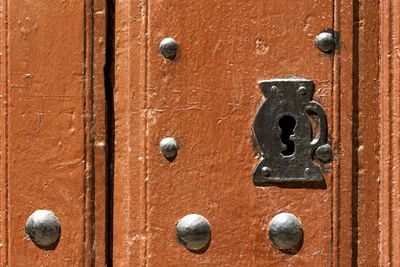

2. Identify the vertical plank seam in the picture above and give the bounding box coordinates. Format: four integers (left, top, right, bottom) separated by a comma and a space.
105, 0, 115, 265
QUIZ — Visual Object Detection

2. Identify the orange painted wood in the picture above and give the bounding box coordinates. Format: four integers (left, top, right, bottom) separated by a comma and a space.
356, 0, 380, 265
113, 0, 358, 265
0, 0, 391, 265
91, 0, 107, 265
0, 1, 106, 266
379, 0, 400, 266
331, 0, 354, 265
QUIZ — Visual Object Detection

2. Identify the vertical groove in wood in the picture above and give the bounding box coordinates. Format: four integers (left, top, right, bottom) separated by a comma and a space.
104, 0, 115, 265
95, 1, 107, 265
380, 0, 400, 266
89, 0, 108, 265
83, 1, 107, 265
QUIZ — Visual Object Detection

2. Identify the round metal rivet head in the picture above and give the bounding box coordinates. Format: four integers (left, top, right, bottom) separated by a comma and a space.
315, 144, 333, 163
271, 85, 282, 94
261, 166, 271, 177
159, 37, 179, 60
176, 214, 211, 253
25, 210, 61, 250
297, 86, 307, 96
315, 31, 335, 53
160, 137, 179, 159
268, 212, 303, 254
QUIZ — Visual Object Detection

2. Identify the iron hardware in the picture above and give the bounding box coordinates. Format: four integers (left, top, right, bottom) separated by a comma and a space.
160, 137, 179, 160
25, 210, 61, 250
159, 37, 179, 60
252, 78, 332, 187
315, 30, 336, 53
268, 212, 303, 254
176, 214, 211, 253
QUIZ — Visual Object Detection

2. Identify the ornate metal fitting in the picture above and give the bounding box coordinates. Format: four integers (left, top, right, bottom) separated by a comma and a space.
176, 214, 211, 253
25, 210, 61, 250
268, 212, 303, 254
252, 78, 332, 187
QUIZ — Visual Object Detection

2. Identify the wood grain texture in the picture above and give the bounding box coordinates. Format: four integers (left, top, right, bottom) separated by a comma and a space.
0, 0, 106, 266
113, 0, 358, 265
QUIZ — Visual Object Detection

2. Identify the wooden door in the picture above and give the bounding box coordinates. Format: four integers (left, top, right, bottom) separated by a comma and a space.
0, 0, 399, 266
112, 0, 379, 266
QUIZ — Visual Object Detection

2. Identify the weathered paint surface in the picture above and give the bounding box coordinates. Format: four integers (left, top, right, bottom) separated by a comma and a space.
113, 0, 354, 266
0, 0, 393, 265
379, 0, 400, 266
0, 0, 106, 266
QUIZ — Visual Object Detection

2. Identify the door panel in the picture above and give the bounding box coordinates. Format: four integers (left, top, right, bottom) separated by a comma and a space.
114, 0, 355, 266
0, 0, 389, 266
0, 1, 106, 266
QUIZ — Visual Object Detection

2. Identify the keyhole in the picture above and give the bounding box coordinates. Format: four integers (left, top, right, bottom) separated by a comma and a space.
279, 115, 296, 156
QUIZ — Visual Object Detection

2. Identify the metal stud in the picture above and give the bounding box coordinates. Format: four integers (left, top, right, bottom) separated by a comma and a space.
297, 86, 307, 96
176, 214, 211, 253
261, 166, 271, 177
315, 31, 335, 53
315, 143, 333, 163
159, 37, 179, 60
25, 210, 61, 250
268, 212, 303, 254
160, 137, 179, 160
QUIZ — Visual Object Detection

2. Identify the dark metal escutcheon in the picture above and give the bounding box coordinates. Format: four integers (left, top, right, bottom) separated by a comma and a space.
252, 78, 331, 187
25, 210, 61, 250
268, 212, 303, 254
176, 214, 211, 253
